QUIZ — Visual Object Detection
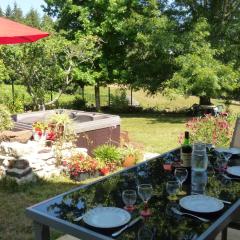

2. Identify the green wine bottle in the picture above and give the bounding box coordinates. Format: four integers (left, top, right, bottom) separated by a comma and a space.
181, 131, 192, 167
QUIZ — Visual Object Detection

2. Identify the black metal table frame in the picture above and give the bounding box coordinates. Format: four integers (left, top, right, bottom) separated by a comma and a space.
26, 150, 240, 240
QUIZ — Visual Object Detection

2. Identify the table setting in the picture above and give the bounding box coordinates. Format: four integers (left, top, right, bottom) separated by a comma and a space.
26, 143, 240, 240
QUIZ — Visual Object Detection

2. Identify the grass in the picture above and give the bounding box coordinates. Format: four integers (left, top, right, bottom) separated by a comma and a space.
120, 113, 187, 153
0, 84, 240, 239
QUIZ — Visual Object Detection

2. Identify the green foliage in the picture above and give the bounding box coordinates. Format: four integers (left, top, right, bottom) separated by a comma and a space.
0, 104, 13, 131
93, 144, 122, 166
70, 96, 87, 110
0, 32, 100, 110
166, 18, 239, 102
110, 89, 129, 112
1, 92, 25, 113
48, 112, 71, 126
0, 59, 8, 82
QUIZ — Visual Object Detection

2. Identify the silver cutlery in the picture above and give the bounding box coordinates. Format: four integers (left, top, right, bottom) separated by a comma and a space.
73, 213, 86, 222
171, 207, 209, 222
222, 174, 240, 181
112, 216, 143, 237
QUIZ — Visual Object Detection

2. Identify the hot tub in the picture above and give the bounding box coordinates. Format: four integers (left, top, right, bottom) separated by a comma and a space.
12, 110, 121, 155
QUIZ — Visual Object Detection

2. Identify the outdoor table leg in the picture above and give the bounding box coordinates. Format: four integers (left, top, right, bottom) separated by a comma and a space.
33, 221, 50, 240
221, 227, 228, 240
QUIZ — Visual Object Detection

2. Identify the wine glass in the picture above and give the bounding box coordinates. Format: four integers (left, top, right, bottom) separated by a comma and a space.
122, 189, 137, 212
138, 184, 153, 217
166, 181, 179, 201
174, 168, 188, 195
216, 152, 232, 173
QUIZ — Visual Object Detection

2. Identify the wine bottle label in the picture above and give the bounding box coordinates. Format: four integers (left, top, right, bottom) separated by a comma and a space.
181, 151, 191, 167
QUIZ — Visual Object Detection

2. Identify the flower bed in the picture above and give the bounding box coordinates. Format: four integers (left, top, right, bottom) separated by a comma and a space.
62, 144, 143, 181
63, 153, 100, 181
179, 114, 234, 147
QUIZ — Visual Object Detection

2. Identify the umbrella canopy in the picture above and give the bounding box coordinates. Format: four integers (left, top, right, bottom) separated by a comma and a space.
0, 17, 49, 44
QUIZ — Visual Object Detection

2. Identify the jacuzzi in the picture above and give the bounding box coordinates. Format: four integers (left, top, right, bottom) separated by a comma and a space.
12, 110, 121, 155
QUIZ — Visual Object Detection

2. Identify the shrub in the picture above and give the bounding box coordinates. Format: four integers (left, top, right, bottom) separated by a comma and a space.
0, 93, 25, 113
93, 144, 122, 167
0, 105, 13, 131
71, 96, 87, 110
110, 89, 129, 112
181, 114, 233, 147
63, 154, 99, 178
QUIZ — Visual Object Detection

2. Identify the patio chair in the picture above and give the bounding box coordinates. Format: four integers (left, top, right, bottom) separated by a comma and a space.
230, 117, 240, 148
221, 117, 240, 240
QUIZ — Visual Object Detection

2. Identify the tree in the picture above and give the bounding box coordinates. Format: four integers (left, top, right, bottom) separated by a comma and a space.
123, 1, 175, 93
166, 18, 238, 105
44, 0, 175, 110
0, 7, 4, 16
0, 59, 8, 82
12, 1, 23, 21
169, 1, 240, 67
1, 32, 100, 110
24, 8, 41, 28
5, 5, 12, 18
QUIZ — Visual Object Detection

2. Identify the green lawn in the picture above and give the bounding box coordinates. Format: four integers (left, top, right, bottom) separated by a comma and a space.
121, 113, 187, 153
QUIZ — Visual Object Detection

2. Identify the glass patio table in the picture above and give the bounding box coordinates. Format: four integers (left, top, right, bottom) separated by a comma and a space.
26, 149, 240, 240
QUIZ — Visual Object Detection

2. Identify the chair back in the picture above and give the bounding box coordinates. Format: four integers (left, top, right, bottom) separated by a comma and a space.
231, 117, 240, 148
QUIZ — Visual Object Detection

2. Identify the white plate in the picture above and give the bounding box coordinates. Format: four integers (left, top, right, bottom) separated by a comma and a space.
215, 147, 240, 155
179, 195, 224, 213
227, 166, 240, 177
83, 207, 131, 228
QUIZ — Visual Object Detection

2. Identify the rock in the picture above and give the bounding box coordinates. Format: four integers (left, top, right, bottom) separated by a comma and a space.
0, 130, 32, 143
0, 141, 39, 158
8, 159, 29, 169
6, 167, 32, 178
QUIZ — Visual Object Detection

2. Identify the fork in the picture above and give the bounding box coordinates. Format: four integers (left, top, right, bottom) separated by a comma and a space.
171, 207, 209, 222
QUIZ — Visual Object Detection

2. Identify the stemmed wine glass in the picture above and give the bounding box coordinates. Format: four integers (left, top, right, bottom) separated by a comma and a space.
174, 168, 188, 195
122, 189, 137, 212
166, 181, 179, 201
138, 184, 153, 217
216, 152, 232, 174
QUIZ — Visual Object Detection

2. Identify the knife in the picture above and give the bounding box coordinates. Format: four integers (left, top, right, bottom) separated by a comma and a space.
112, 216, 143, 237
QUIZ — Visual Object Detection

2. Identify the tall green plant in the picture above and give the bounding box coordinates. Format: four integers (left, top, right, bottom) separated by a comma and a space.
0, 105, 13, 131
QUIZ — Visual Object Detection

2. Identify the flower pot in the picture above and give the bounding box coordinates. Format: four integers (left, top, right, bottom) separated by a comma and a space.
123, 155, 136, 168
99, 167, 110, 176
71, 171, 100, 182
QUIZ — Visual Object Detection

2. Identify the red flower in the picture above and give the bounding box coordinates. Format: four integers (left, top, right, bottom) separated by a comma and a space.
46, 131, 55, 141
100, 167, 110, 176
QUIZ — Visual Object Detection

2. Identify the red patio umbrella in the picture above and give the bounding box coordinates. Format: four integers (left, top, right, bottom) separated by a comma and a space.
0, 17, 49, 44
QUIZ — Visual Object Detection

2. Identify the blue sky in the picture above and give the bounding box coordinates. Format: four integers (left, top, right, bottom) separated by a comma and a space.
0, 0, 45, 16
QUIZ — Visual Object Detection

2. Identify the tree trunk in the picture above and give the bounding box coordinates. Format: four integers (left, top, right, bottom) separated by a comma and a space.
199, 96, 211, 105
11, 79, 15, 105
81, 85, 85, 100
95, 84, 101, 111
130, 87, 133, 106
108, 87, 111, 107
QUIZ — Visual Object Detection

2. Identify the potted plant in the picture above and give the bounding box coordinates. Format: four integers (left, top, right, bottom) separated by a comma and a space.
122, 145, 142, 168
64, 153, 100, 181
32, 121, 47, 141
48, 112, 72, 138
93, 144, 122, 175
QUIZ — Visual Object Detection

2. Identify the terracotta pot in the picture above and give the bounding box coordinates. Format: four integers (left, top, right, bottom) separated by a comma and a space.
100, 167, 110, 176
123, 155, 136, 168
